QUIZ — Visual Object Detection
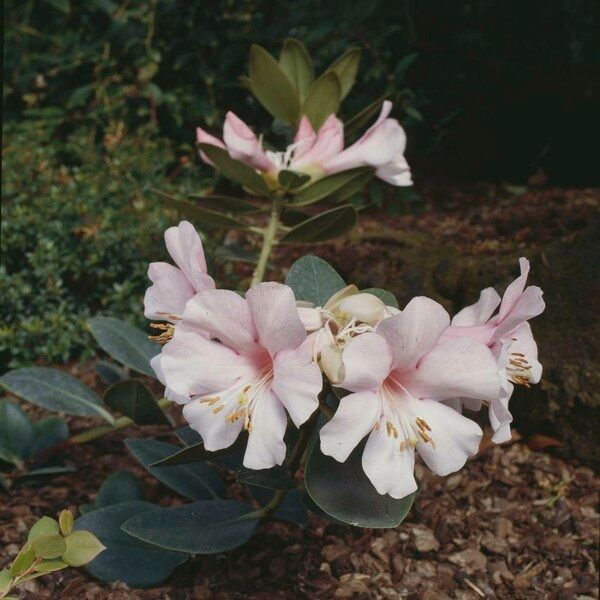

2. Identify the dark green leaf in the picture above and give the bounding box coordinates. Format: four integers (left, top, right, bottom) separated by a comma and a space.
279, 38, 314, 102
88, 316, 158, 378
285, 255, 346, 306
344, 95, 387, 138
325, 48, 361, 100
249, 44, 300, 124
278, 169, 311, 192
0, 368, 114, 424
175, 426, 201, 446
0, 400, 34, 462
279, 205, 358, 244
188, 194, 262, 213
215, 244, 260, 265
17, 466, 76, 479
300, 489, 345, 524
197, 145, 269, 196
125, 438, 224, 500
252, 488, 308, 528
362, 288, 399, 309
291, 168, 374, 206
301, 72, 341, 130
95, 361, 127, 386
32, 417, 69, 444
94, 470, 144, 509
305, 439, 415, 528
280, 208, 310, 226
329, 169, 375, 202
237, 466, 296, 490
122, 500, 259, 554
104, 380, 171, 426
75, 501, 187, 587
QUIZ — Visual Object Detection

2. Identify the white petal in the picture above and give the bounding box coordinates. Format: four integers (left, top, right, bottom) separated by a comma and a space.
451, 287, 501, 327
339, 332, 392, 392
144, 262, 195, 321
150, 353, 189, 405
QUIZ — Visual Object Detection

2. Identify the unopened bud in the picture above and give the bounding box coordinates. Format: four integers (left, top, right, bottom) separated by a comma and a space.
338, 293, 387, 325
297, 306, 323, 332
321, 344, 345, 385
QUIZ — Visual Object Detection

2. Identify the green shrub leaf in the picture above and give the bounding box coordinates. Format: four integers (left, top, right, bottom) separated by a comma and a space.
278, 169, 311, 192
0, 368, 114, 424
285, 255, 346, 306
301, 72, 341, 130
290, 168, 374, 206
344, 95, 387, 138
237, 466, 296, 491
62, 530, 106, 567
88, 316, 158, 377
122, 500, 259, 554
188, 193, 262, 214
252, 488, 308, 528
95, 361, 128, 386
0, 400, 34, 463
279, 205, 358, 244
94, 470, 144, 509
104, 380, 171, 426
279, 38, 314, 102
325, 47, 361, 100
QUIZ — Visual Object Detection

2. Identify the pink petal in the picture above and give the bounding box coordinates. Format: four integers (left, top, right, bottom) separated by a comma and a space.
362, 423, 417, 499
293, 116, 317, 160
339, 332, 392, 392
413, 399, 483, 476
246, 283, 307, 357
243, 388, 288, 469
183, 289, 259, 355
375, 152, 412, 186
223, 111, 275, 172
294, 114, 344, 167
508, 322, 542, 383
493, 286, 545, 341
144, 262, 195, 321
377, 297, 450, 370
196, 127, 226, 166
272, 348, 321, 427
403, 337, 501, 402
489, 388, 514, 444
320, 391, 381, 462
497, 257, 530, 321
451, 287, 501, 327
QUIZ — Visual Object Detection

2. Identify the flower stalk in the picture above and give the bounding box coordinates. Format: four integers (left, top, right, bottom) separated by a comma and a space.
251, 196, 283, 286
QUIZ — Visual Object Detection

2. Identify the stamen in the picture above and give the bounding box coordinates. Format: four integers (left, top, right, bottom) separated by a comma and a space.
148, 322, 175, 344
212, 405, 224, 414
200, 396, 221, 406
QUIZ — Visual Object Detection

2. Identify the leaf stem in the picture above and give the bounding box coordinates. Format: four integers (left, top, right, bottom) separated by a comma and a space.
250, 197, 282, 286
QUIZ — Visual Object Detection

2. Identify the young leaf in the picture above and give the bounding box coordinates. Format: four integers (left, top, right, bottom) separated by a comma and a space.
249, 44, 301, 124
122, 500, 259, 554
104, 380, 171, 426
125, 438, 225, 501
28, 516, 59, 542
31, 535, 67, 559
325, 47, 361, 100
62, 530, 106, 567
10, 542, 35, 576
344, 95, 387, 138
290, 167, 374, 206
305, 439, 415, 528
0, 400, 34, 462
0, 369, 114, 424
197, 144, 269, 196
301, 72, 341, 131
75, 501, 187, 587
0, 569, 12, 595
94, 470, 144, 509
33, 559, 68, 573
285, 255, 346, 306
59, 510, 74, 536
278, 38, 314, 102
279, 205, 358, 244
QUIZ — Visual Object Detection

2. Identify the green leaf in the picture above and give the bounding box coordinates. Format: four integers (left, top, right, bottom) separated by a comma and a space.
104, 380, 170, 426
0, 569, 12, 595
325, 47, 361, 100
0, 400, 34, 462
278, 38, 314, 102
59, 510, 74, 535
197, 145, 269, 196
301, 72, 341, 131
62, 530, 106, 567
285, 255, 346, 306
300, 489, 345, 524
32, 417, 69, 444
45, 0, 70, 13
10, 542, 35, 576
251, 488, 308, 528
188, 194, 261, 214
0, 368, 114, 424
28, 516, 59, 542
156, 191, 251, 231
75, 501, 187, 587
279, 205, 358, 244
122, 500, 259, 554
278, 169, 311, 192
94, 470, 144, 509
249, 44, 301, 124
344, 95, 387, 138
395, 52, 418, 76
305, 439, 415, 528
215, 244, 260, 265
95, 361, 128, 386
290, 168, 374, 206
329, 169, 375, 202
237, 466, 296, 491
17, 466, 76, 479
88, 316, 159, 377
31, 534, 66, 559
125, 438, 224, 501
362, 288, 399, 309
168, 427, 245, 470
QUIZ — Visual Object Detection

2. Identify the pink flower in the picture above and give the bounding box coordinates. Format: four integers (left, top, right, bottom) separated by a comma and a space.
159, 283, 323, 470
443, 258, 545, 442
320, 297, 501, 498
144, 221, 215, 323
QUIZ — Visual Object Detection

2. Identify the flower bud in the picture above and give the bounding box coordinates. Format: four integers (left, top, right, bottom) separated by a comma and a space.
338, 293, 387, 325
297, 306, 323, 332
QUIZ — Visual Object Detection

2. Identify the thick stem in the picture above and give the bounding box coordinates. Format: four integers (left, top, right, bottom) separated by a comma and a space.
250, 197, 282, 286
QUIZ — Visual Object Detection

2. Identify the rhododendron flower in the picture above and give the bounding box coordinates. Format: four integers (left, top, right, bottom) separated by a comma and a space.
196, 102, 411, 187
158, 283, 322, 469
443, 258, 545, 442
320, 297, 501, 498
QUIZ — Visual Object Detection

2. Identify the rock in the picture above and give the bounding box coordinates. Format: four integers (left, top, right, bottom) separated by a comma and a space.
411, 525, 441, 553
447, 549, 487, 572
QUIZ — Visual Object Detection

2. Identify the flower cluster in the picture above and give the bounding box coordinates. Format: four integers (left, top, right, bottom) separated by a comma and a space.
145, 222, 545, 498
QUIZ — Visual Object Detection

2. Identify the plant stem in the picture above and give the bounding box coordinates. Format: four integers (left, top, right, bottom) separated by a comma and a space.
251, 197, 282, 286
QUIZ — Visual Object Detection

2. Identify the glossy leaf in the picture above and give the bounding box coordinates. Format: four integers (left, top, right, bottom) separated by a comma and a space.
62, 530, 106, 567
279, 205, 358, 244
94, 470, 144, 509
363, 288, 399, 309
122, 500, 259, 554
0, 400, 34, 462
237, 466, 296, 490
305, 439, 415, 528
344, 95, 387, 138
300, 489, 345, 524
188, 193, 261, 213
0, 368, 114, 424
252, 488, 308, 528
325, 47, 361, 100
125, 438, 224, 500
279, 38, 314, 101
75, 501, 187, 587
88, 316, 159, 377
249, 44, 300, 124
104, 380, 170, 426
278, 169, 311, 192
301, 72, 341, 130
285, 255, 346, 306
290, 167, 374, 206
